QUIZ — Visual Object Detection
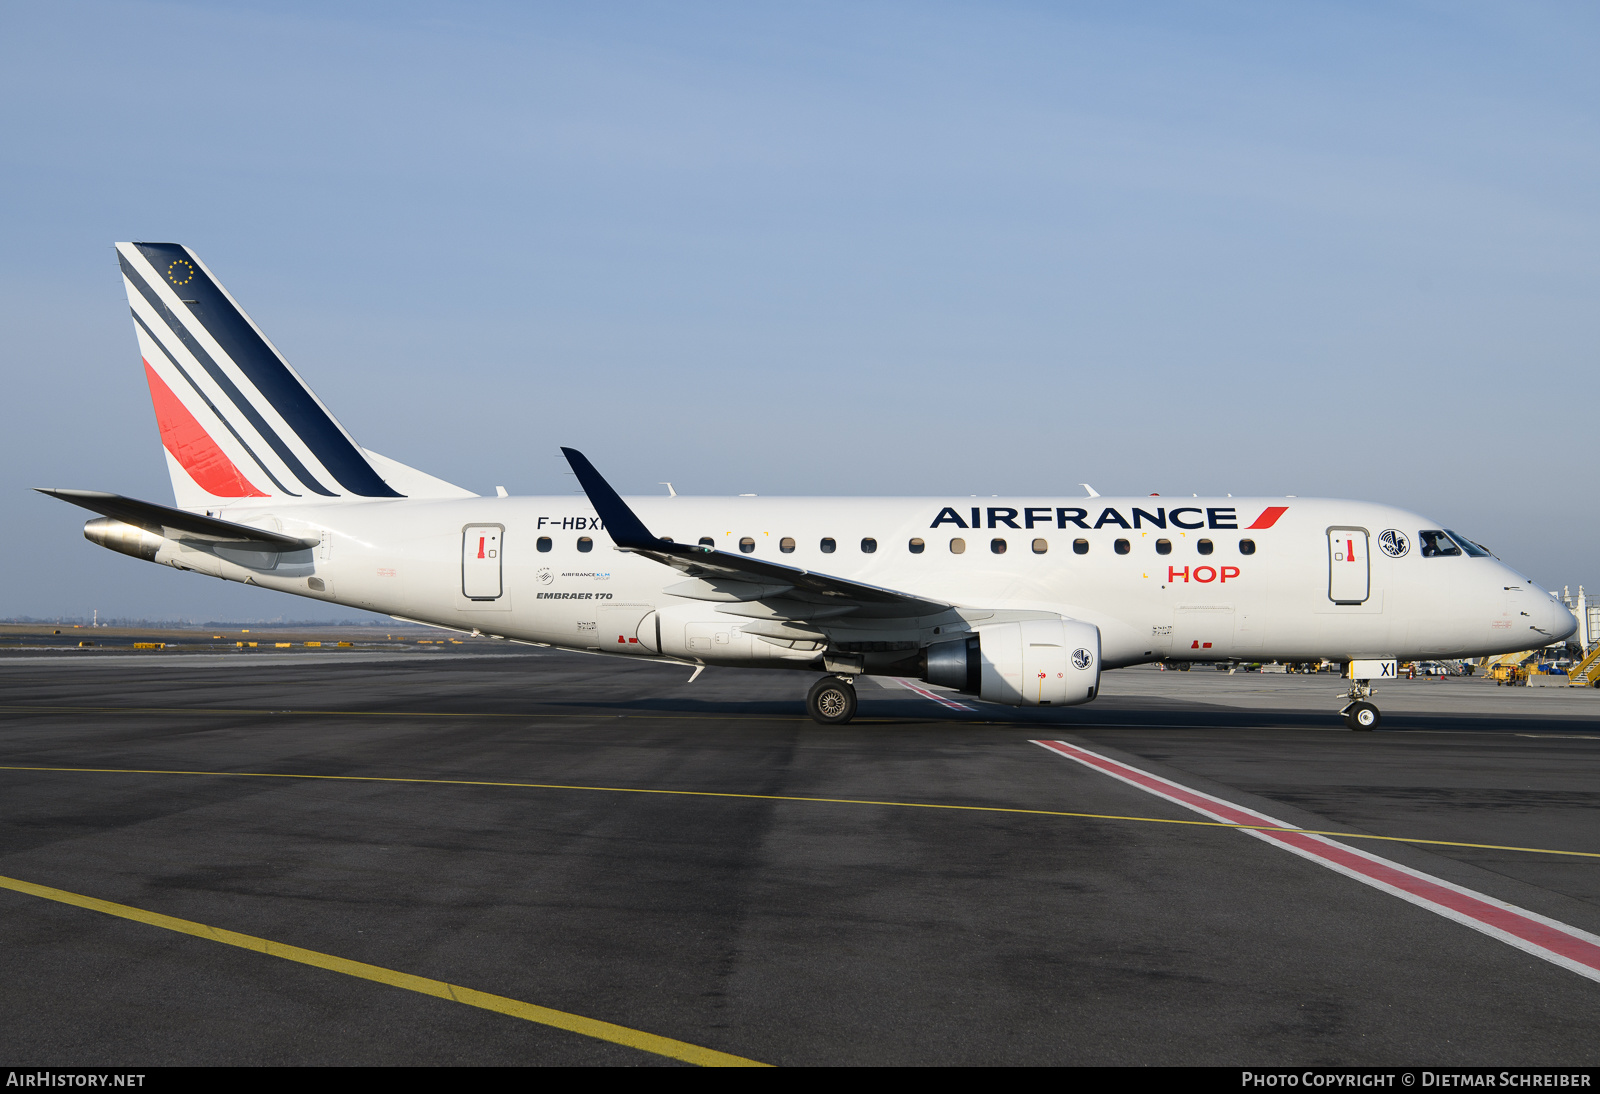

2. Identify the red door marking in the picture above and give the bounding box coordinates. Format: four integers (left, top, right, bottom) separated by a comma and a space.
1031, 740, 1600, 984
478, 537, 486, 559
1347, 539, 1354, 562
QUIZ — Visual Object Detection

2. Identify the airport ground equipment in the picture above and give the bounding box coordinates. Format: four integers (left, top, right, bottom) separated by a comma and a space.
1567, 644, 1600, 688
41, 241, 1580, 728
1481, 650, 1536, 683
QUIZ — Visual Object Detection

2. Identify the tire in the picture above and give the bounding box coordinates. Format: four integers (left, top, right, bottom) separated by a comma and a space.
1344, 701, 1380, 731
807, 676, 857, 725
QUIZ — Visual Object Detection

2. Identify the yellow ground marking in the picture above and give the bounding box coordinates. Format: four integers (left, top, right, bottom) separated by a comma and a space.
0, 872, 767, 1068
3, 764, 1597, 861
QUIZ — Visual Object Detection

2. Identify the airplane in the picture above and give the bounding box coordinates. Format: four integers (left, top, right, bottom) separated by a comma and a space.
40, 242, 1578, 731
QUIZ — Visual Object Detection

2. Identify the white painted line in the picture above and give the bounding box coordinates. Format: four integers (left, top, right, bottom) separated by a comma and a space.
891, 678, 975, 711
1032, 739, 1600, 985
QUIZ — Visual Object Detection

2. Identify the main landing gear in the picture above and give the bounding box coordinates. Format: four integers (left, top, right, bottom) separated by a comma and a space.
1339, 678, 1381, 731
807, 675, 858, 725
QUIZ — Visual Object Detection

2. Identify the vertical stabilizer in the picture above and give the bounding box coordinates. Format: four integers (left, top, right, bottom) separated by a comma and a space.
117, 242, 456, 508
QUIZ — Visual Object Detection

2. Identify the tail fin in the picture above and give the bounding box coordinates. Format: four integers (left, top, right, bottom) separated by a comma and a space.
116, 242, 473, 508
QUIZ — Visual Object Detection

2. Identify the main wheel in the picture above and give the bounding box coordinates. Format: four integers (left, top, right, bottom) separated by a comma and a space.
807, 676, 858, 725
1344, 701, 1380, 731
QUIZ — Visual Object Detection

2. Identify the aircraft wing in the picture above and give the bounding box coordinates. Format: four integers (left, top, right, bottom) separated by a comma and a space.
36, 489, 320, 550
562, 448, 949, 617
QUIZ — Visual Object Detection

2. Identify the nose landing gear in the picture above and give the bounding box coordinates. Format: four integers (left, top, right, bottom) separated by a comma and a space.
1337, 660, 1395, 731
807, 675, 858, 724
1339, 677, 1381, 731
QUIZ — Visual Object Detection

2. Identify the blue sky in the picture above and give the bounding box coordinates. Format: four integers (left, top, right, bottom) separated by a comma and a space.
2, 1, 1595, 620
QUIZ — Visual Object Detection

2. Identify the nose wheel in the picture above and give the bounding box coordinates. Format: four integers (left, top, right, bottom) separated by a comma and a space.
807, 675, 858, 725
1340, 674, 1381, 731
1342, 700, 1380, 731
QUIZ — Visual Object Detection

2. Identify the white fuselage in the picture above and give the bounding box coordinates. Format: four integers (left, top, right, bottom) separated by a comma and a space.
151, 494, 1575, 671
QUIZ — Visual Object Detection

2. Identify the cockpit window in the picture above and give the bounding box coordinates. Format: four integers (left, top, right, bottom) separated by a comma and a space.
1444, 531, 1491, 558
1418, 530, 1461, 558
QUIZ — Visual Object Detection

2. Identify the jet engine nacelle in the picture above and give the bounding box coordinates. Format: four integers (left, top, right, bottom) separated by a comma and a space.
83, 518, 163, 562
924, 618, 1101, 707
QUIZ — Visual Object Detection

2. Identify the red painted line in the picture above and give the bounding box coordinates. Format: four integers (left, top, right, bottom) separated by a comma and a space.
1031, 740, 1600, 984
892, 678, 974, 711
1246, 506, 1289, 530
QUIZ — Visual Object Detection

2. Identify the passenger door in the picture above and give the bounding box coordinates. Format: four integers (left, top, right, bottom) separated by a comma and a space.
462, 524, 503, 600
1327, 528, 1369, 605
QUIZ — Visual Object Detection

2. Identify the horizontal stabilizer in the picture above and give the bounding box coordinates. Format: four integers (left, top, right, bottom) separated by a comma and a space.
36, 489, 319, 550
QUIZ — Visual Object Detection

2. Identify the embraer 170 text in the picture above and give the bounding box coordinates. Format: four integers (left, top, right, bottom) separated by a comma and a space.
42, 243, 1577, 728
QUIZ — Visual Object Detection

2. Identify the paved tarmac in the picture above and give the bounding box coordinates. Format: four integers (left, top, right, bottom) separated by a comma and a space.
1, 649, 1597, 1066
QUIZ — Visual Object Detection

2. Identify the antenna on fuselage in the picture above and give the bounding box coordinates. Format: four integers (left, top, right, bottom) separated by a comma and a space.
659, 482, 677, 497
1079, 483, 1100, 498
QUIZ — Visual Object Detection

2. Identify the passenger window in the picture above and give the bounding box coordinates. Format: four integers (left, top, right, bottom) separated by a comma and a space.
698, 537, 714, 548
1073, 539, 1089, 555
1114, 539, 1130, 555
536, 537, 552, 553
991, 538, 1007, 554
577, 537, 593, 553
780, 537, 796, 553
1239, 539, 1256, 555
1155, 539, 1171, 555
1032, 538, 1048, 554
739, 537, 755, 554
950, 537, 966, 554
821, 538, 836, 554
909, 538, 925, 554
1444, 531, 1490, 558
1197, 539, 1213, 556
1419, 530, 1461, 558
861, 538, 877, 553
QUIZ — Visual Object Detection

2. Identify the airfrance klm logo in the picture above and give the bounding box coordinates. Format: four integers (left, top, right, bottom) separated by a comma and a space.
929, 504, 1288, 531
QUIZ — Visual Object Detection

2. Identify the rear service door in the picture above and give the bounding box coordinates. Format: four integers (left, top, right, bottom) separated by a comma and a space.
463, 525, 504, 600
1327, 528, 1369, 604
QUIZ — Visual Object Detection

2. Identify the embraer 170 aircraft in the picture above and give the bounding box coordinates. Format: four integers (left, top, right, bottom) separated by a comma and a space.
42, 243, 1577, 730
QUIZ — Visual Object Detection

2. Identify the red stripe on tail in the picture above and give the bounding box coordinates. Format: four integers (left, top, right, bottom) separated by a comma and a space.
143, 361, 268, 498
1247, 505, 1288, 529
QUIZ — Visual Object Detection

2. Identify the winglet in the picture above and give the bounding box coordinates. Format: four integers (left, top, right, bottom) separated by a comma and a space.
560, 448, 662, 550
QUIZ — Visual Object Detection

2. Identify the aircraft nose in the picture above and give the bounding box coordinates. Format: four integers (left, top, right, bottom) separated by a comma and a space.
1531, 592, 1578, 644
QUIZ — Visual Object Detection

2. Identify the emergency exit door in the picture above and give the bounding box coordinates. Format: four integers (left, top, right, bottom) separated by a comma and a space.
463, 525, 503, 600
1327, 528, 1369, 604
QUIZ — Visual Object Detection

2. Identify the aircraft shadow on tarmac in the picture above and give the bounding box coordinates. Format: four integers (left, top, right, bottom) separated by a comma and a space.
537, 693, 1600, 732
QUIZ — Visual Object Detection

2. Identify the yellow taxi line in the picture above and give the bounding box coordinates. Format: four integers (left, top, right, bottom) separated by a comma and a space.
3, 763, 1596, 860
0, 872, 768, 1068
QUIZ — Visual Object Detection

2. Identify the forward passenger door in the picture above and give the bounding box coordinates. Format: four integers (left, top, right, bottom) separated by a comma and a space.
1327, 528, 1369, 605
